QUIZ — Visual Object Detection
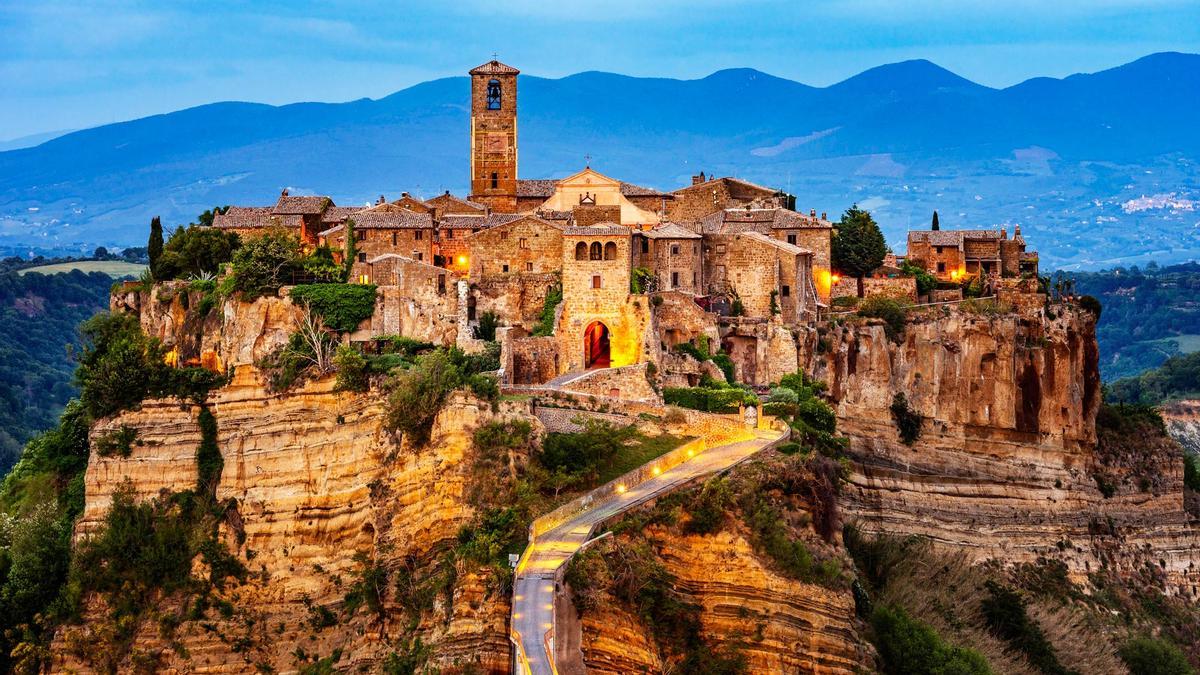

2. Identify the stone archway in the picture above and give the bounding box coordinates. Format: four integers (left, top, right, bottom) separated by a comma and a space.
584, 321, 611, 369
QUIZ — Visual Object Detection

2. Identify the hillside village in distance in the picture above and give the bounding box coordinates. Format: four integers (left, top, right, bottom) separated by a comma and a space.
200, 59, 1043, 391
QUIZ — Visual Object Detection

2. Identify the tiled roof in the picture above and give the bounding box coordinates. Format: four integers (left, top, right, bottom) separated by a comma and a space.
741, 231, 812, 256
534, 209, 573, 222
516, 179, 559, 198
273, 195, 331, 215
479, 213, 530, 229
910, 229, 1005, 248
320, 206, 365, 224
673, 176, 777, 200
699, 207, 828, 234
619, 181, 669, 198
349, 211, 434, 230
643, 222, 701, 240
564, 224, 629, 236
440, 214, 488, 230
212, 206, 272, 229
470, 60, 520, 75
426, 192, 487, 213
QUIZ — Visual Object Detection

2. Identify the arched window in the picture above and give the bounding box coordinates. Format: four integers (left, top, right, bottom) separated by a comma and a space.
589, 242, 603, 260
574, 242, 588, 260
604, 242, 617, 260
487, 79, 502, 110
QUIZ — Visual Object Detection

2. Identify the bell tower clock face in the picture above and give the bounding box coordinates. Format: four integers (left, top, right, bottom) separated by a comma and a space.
484, 133, 507, 154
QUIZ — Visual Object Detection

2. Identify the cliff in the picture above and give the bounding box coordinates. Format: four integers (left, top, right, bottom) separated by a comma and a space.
803, 304, 1200, 593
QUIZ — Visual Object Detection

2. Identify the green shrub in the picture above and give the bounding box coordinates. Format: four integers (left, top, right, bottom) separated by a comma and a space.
456, 506, 526, 567
297, 246, 344, 284
686, 477, 731, 535
858, 296, 908, 341
540, 419, 639, 480
532, 284, 563, 336
663, 386, 747, 413
383, 348, 498, 447
382, 637, 432, 675
372, 335, 435, 357
901, 262, 938, 297
75, 312, 167, 419
342, 551, 387, 617
890, 393, 922, 445
333, 345, 369, 392
631, 266, 654, 294
258, 331, 324, 392
1185, 453, 1200, 493
710, 353, 736, 383
155, 225, 240, 281
871, 605, 994, 675
1118, 636, 1194, 675
223, 229, 301, 300
740, 494, 841, 587
764, 372, 844, 457
93, 425, 138, 458
474, 311, 500, 341
980, 580, 1074, 675
289, 284, 377, 332
1077, 295, 1102, 319
195, 406, 222, 496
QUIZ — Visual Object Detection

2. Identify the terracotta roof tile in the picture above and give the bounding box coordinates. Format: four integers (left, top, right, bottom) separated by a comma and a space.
644, 222, 701, 239
515, 179, 559, 198
564, 224, 629, 236
469, 60, 520, 75
349, 211, 433, 230
273, 195, 332, 215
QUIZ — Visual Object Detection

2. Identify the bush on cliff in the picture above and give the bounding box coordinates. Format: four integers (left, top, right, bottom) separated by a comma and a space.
221, 228, 301, 300
154, 224, 241, 281
1118, 636, 1194, 675
764, 373, 845, 457
333, 344, 370, 392
857, 296, 908, 342
383, 348, 499, 447
890, 392, 922, 445
871, 605, 994, 675
980, 581, 1075, 675
290, 283, 377, 333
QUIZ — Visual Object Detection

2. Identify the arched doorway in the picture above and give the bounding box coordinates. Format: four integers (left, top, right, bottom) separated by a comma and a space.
584, 321, 610, 369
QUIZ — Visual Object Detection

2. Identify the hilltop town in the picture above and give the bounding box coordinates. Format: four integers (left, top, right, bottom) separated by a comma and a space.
203, 59, 1043, 394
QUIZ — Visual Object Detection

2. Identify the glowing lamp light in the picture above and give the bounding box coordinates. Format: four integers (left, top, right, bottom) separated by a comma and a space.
616, 484, 627, 494
687, 449, 695, 458
652, 466, 661, 476
457, 255, 467, 265
830, 273, 841, 284
950, 270, 960, 281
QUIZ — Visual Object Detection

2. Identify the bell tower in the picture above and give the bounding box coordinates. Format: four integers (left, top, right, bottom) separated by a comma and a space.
468, 59, 519, 213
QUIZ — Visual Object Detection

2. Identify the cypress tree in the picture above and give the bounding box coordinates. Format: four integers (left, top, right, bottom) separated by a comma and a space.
342, 219, 357, 281
931, 210, 940, 231
831, 205, 888, 297
148, 216, 164, 279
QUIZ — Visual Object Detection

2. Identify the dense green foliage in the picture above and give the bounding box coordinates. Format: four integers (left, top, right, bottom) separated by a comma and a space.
832, 205, 887, 296
1063, 262, 1200, 380
663, 381, 754, 413
334, 344, 370, 392
763, 373, 845, 456
981, 581, 1076, 675
890, 392, 922, 445
871, 605, 994, 675
1118, 636, 1195, 675
1108, 350, 1200, 405
154, 224, 240, 280
540, 419, 640, 482
383, 347, 499, 446
0, 269, 116, 475
289, 283, 378, 332
902, 261, 938, 296
630, 266, 654, 294
673, 339, 736, 383
474, 310, 500, 341
148, 216, 164, 278
531, 283, 563, 336
221, 228, 302, 299
858, 296, 909, 341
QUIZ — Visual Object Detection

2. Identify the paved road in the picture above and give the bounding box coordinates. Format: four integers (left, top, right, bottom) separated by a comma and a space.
511, 427, 784, 675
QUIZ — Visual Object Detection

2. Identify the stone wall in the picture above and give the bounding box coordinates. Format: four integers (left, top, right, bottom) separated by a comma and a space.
702, 232, 813, 323
573, 204, 621, 228
831, 276, 917, 301
773, 227, 832, 301
509, 335, 560, 385
472, 273, 559, 331
558, 363, 660, 402
640, 236, 703, 294
468, 216, 562, 279
327, 226, 434, 267
365, 283, 458, 346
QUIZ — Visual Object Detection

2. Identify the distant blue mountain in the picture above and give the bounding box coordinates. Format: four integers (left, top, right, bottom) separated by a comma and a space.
1, 52, 1198, 270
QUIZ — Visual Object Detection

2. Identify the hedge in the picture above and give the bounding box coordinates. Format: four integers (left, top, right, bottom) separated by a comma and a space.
290, 283, 378, 333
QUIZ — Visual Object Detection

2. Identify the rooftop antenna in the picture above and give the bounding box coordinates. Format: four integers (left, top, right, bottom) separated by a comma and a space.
584, 153, 592, 168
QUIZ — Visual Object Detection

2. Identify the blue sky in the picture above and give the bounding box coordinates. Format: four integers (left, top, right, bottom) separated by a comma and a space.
1, 0, 1197, 140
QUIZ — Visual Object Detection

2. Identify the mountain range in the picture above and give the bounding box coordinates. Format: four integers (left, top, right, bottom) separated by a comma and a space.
1, 52, 1198, 270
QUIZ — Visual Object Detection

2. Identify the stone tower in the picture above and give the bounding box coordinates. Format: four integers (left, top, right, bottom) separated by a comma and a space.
468, 59, 519, 213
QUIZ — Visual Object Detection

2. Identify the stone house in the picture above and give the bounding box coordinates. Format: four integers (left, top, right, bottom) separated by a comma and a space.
212, 190, 334, 246
667, 174, 784, 224
702, 232, 818, 325
558, 224, 643, 371
906, 225, 1038, 282
632, 222, 703, 295
467, 215, 564, 280
319, 209, 435, 280
700, 206, 833, 302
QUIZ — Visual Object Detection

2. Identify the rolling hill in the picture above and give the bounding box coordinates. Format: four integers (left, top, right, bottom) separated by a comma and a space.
1, 52, 1198, 270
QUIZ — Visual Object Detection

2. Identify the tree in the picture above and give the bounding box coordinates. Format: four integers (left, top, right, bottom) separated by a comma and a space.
832, 205, 887, 297
93, 246, 109, 260
148, 216, 164, 279
222, 228, 301, 299
931, 210, 940, 231
155, 225, 241, 280
197, 205, 228, 227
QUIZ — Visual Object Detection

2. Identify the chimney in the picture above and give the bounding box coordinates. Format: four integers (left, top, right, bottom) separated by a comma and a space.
692, 172, 706, 185
1001, 228, 1008, 240
1014, 224, 1022, 236
281, 188, 289, 197
810, 208, 816, 217
378, 194, 387, 205
821, 212, 826, 220
444, 190, 451, 196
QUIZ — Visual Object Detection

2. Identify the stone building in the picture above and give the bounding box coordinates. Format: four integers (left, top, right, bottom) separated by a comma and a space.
702, 232, 817, 324
559, 224, 641, 371
467, 215, 564, 280
906, 225, 1038, 281
319, 208, 435, 280
212, 190, 334, 245
632, 222, 703, 294
439, 213, 521, 275
668, 174, 785, 224
517, 167, 667, 226
468, 60, 520, 212
700, 206, 833, 301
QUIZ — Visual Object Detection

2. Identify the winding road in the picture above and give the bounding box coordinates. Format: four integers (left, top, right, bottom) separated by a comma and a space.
510, 426, 786, 675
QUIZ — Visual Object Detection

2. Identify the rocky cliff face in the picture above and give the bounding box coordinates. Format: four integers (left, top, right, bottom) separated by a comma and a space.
1163, 399, 1200, 455
803, 304, 1200, 594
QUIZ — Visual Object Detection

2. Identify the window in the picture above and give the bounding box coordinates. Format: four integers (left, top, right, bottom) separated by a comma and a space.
670, 244, 680, 256
486, 79, 502, 110
491, 172, 498, 189
575, 242, 588, 260
641, 238, 649, 254
716, 244, 726, 254
671, 272, 680, 287
937, 262, 946, 273
590, 242, 603, 260
519, 237, 528, 249
786, 233, 797, 245
592, 275, 602, 289
415, 230, 423, 240
500, 231, 508, 240
415, 252, 423, 261
437, 274, 446, 294
782, 285, 790, 297
503, 264, 510, 273
936, 246, 944, 254
525, 262, 533, 272
445, 229, 453, 239
360, 230, 368, 241
604, 242, 617, 260
392, 232, 397, 246
357, 252, 367, 262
